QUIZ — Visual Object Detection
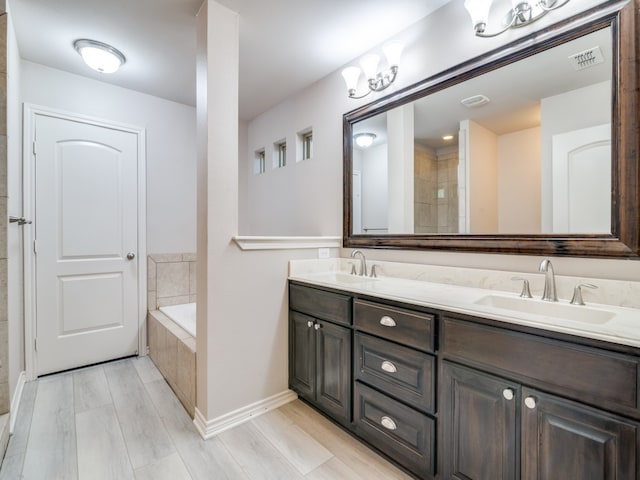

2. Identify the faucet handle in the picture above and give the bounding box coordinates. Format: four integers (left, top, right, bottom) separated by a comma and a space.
511, 277, 532, 298
369, 264, 379, 278
349, 262, 357, 276
570, 283, 597, 306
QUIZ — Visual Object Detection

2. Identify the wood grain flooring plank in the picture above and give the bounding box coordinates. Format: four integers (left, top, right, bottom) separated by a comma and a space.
219, 422, 305, 480
103, 359, 175, 469
143, 379, 248, 480
22, 375, 78, 480
131, 356, 163, 384
280, 400, 413, 480
253, 409, 333, 475
305, 457, 364, 480
76, 404, 135, 480
73, 366, 112, 413
134, 452, 192, 480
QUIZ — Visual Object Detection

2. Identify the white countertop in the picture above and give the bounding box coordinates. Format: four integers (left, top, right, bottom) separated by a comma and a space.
289, 270, 640, 349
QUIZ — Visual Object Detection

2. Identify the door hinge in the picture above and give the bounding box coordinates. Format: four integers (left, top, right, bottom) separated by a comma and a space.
33, 239, 37, 254
32, 141, 36, 157
34, 338, 38, 352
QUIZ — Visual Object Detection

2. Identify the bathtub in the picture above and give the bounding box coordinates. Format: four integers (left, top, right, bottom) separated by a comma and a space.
159, 302, 196, 337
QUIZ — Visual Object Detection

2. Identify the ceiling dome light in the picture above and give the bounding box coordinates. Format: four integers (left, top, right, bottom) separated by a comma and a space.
74, 39, 126, 74
354, 133, 377, 148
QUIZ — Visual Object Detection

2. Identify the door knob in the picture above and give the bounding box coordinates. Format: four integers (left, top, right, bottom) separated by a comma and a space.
126, 252, 136, 260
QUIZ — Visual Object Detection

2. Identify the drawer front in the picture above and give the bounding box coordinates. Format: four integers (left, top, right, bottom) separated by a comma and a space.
355, 333, 435, 413
442, 317, 640, 412
354, 382, 435, 478
354, 299, 435, 352
289, 283, 352, 326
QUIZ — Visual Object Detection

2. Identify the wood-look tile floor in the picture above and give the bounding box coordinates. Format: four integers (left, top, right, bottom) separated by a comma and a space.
0, 357, 412, 480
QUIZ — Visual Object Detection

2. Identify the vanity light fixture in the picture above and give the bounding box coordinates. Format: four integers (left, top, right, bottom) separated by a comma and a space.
73, 39, 126, 73
342, 41, 403, 99
442, 135, 455, 141
354, 133, 377, 148
464, 0, 570, 38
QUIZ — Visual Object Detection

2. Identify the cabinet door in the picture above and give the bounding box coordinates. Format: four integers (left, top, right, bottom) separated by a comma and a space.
315, 320, 351, 424
441, 362, 518, 480
289, 311, 315, 400
522, 388, 638, 480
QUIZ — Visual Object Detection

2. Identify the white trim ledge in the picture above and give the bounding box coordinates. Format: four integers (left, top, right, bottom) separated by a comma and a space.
232, 236, 341, 251
193, 389, 298, 439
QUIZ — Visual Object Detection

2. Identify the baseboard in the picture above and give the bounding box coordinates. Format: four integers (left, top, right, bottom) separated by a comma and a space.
193, 389, 298, 440
9, 371, 26, 434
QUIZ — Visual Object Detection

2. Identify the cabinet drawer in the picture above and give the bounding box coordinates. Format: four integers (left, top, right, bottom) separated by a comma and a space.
442, 317, 640, 412
354, 382, 434, 478
289, 283, 351, 326
355, 333, 435, 413
354, 299, 435, 352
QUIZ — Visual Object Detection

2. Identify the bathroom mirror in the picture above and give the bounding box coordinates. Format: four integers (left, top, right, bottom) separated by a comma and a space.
343, 1, 639, 257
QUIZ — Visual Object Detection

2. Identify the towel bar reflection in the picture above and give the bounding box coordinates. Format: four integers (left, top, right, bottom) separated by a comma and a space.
9, 216, 32, 226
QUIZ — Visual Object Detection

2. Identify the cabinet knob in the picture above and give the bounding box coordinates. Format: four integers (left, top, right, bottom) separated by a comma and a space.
524, 396, 537, 409
502, 388, 515, 401
379, 316, 397, 327
380, 416, 397, 431
381, 361, 397, 373
307, 321, 313, 328
314, 323, 321, 330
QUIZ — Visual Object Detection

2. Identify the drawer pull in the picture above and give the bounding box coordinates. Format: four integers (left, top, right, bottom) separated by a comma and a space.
379, 316, 397, 327
502, 388, 514, 401
381, 361, 397, 373
524, 396, 537, 409
380, 416, 397, 431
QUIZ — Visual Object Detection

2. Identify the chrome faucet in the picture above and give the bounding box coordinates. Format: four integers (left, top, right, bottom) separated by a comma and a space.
539, 258, 558, 302
350, 250, 367, 276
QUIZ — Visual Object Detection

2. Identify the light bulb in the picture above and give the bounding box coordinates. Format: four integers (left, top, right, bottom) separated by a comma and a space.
464, 0, 493, 32
341, 67, 362, 95
360, 54, 380, 81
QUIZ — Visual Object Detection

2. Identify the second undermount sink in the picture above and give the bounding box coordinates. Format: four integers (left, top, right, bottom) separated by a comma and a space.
474, 294, 615, 324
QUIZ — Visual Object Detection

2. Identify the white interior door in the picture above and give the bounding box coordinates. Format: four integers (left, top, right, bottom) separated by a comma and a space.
552, 124, 611, 233
34, 114, 140, 375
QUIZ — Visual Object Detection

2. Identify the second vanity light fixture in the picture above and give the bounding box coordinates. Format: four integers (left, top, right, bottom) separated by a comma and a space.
342, 42, 404, 99
464, 0, 570, 38
74, 39, 126, 73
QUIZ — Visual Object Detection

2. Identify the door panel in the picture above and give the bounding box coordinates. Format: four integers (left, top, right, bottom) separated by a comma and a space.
441, 362, 518, 480
35, 114, 139, 375
289, 311, 315, 400
522, 388, 637, 480
316, 320, 351, 424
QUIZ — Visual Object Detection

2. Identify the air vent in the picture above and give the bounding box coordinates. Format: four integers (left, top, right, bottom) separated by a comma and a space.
460, 94, 490, 108
568, 46, 604, 71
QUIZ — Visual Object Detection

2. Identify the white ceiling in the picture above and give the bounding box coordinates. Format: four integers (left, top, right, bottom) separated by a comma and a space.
10, 0, 452, 120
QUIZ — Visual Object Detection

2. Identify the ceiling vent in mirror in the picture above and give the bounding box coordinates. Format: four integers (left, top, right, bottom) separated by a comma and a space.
568, 46, 605, 71
461, 94, 490, 108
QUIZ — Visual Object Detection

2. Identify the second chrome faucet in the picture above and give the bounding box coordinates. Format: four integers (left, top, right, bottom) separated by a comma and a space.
539, 258, 558, 302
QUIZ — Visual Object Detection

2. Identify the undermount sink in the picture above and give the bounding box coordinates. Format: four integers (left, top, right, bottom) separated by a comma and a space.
474, 294, 615, 324
318, 272, 378, 285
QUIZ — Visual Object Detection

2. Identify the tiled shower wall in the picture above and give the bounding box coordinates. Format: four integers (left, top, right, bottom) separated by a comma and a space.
0, 13, 9, 414
147, 253, 196, 311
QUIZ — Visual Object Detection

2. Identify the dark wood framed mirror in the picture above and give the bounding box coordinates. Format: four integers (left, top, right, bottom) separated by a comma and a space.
343, 0, 638, 257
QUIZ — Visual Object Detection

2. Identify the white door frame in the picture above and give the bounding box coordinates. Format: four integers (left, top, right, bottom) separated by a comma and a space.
23, 104, 147, 380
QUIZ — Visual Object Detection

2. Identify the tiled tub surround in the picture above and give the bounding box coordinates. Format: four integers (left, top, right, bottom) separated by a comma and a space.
289, 259, 640, 348
147, 253, 197, 417
148, 309, 196, 417
147, 253, 196, 311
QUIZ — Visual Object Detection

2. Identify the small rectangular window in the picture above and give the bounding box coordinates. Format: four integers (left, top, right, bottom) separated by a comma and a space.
255, 149, 266, 174
302, 132, 313, 160
276, 141, 287, 168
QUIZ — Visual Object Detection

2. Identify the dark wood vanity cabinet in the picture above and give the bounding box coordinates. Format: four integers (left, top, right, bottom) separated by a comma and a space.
289, 284, 352, 426
289, 282, 640, 479
440, 316, 640, 480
